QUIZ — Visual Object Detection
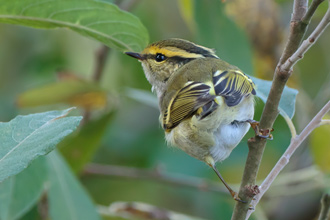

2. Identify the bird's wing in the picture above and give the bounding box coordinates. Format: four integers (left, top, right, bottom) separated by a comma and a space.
162, 70, 256, 130
212, 70, 256, 106
162, 81, 215, 130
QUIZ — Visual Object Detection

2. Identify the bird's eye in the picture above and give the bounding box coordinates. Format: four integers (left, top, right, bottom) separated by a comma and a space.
155, 53, 166, 62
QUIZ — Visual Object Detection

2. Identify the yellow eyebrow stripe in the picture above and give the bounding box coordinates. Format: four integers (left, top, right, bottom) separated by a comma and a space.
142, 47, 204, 59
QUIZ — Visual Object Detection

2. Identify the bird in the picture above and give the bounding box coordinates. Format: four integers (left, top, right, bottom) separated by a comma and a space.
125, 38, 271, 202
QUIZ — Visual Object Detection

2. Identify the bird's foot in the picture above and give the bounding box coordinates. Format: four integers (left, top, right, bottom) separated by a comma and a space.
246, 119, 274, 140
230, 191, 247, 204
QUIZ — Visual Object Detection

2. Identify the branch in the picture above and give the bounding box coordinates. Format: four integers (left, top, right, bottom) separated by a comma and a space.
246, 100, 330, 219
318, 194, 330, 220
281, 5, 330, 72
302, 0, 325, 23
279, 0, 309, 64
232, 0, 328, 219
83, 163, 228, 194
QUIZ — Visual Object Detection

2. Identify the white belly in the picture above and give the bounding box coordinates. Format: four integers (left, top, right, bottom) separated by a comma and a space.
210, 122, 250, 162
210, 96, 254, 162
165, 95, 255, 163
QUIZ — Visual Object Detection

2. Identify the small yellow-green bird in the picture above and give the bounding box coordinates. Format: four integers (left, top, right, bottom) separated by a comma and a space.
126, 38, 269, 202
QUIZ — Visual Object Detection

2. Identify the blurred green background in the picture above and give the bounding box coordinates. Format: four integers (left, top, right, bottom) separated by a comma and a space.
1, 0, 330, 219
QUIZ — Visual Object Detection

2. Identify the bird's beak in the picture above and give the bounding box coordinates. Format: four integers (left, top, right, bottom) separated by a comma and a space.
125, 52, 144, 60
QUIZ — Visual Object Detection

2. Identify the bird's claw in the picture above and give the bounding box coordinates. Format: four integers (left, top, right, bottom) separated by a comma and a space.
247, 120, 274, 140
231, 191, 247, 204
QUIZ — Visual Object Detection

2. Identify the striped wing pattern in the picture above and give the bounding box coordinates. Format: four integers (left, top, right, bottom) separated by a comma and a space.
163, 70, 256, 131
213, 70, 256, 106
163, 82, 214, 130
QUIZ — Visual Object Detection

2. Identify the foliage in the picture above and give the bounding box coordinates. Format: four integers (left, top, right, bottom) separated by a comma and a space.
0, 158, 47, 220
47, 151, 100, 220
0, 0, 329, 219
0, 108, 81, 182
0, 0, 148, 51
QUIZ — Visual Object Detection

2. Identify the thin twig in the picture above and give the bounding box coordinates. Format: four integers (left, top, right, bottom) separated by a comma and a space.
246, 100, 330, 219
281, 5, 330, 72
231, 0, 328, 218
302, 0, 325, 23
318, 194, 330, 220
279, 0, 309, 64
83, 163, 228, 194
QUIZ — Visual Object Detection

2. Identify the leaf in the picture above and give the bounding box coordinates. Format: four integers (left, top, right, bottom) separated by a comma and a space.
0, 108, 82, 182
251, 76, 298, 119
192, 0, 254, 74
0, 0, 149, 51
59, 111, 115, 173
17, 80, 107, 110
47, 151, 101, 220
0, 157, 47, 220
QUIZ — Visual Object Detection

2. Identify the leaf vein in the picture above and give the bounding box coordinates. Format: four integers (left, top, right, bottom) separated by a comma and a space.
0, 15, 134, 51
0, 116, 57, 164
47, 7, 110, 19
20, 0, 56, 15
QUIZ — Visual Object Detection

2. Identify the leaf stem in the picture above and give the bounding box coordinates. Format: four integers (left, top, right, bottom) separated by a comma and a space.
283, 115, 297, 138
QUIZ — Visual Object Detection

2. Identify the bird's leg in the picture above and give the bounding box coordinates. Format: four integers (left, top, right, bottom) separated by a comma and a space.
246, 119, 274, 140
208, 163, 246, 203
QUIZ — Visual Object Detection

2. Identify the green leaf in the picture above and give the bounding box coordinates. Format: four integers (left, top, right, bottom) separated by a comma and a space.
59, 111, 115, 173
251, 76, 298, 119
192, 0, 253, 74
0, 157, 47, 220
17, 80, 107, 110
47, 151, 100, 220
0, 0, 149, 51
0, 108, 82, 182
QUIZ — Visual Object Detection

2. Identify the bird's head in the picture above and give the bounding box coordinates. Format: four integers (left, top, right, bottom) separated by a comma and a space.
126, 38, 218, 94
